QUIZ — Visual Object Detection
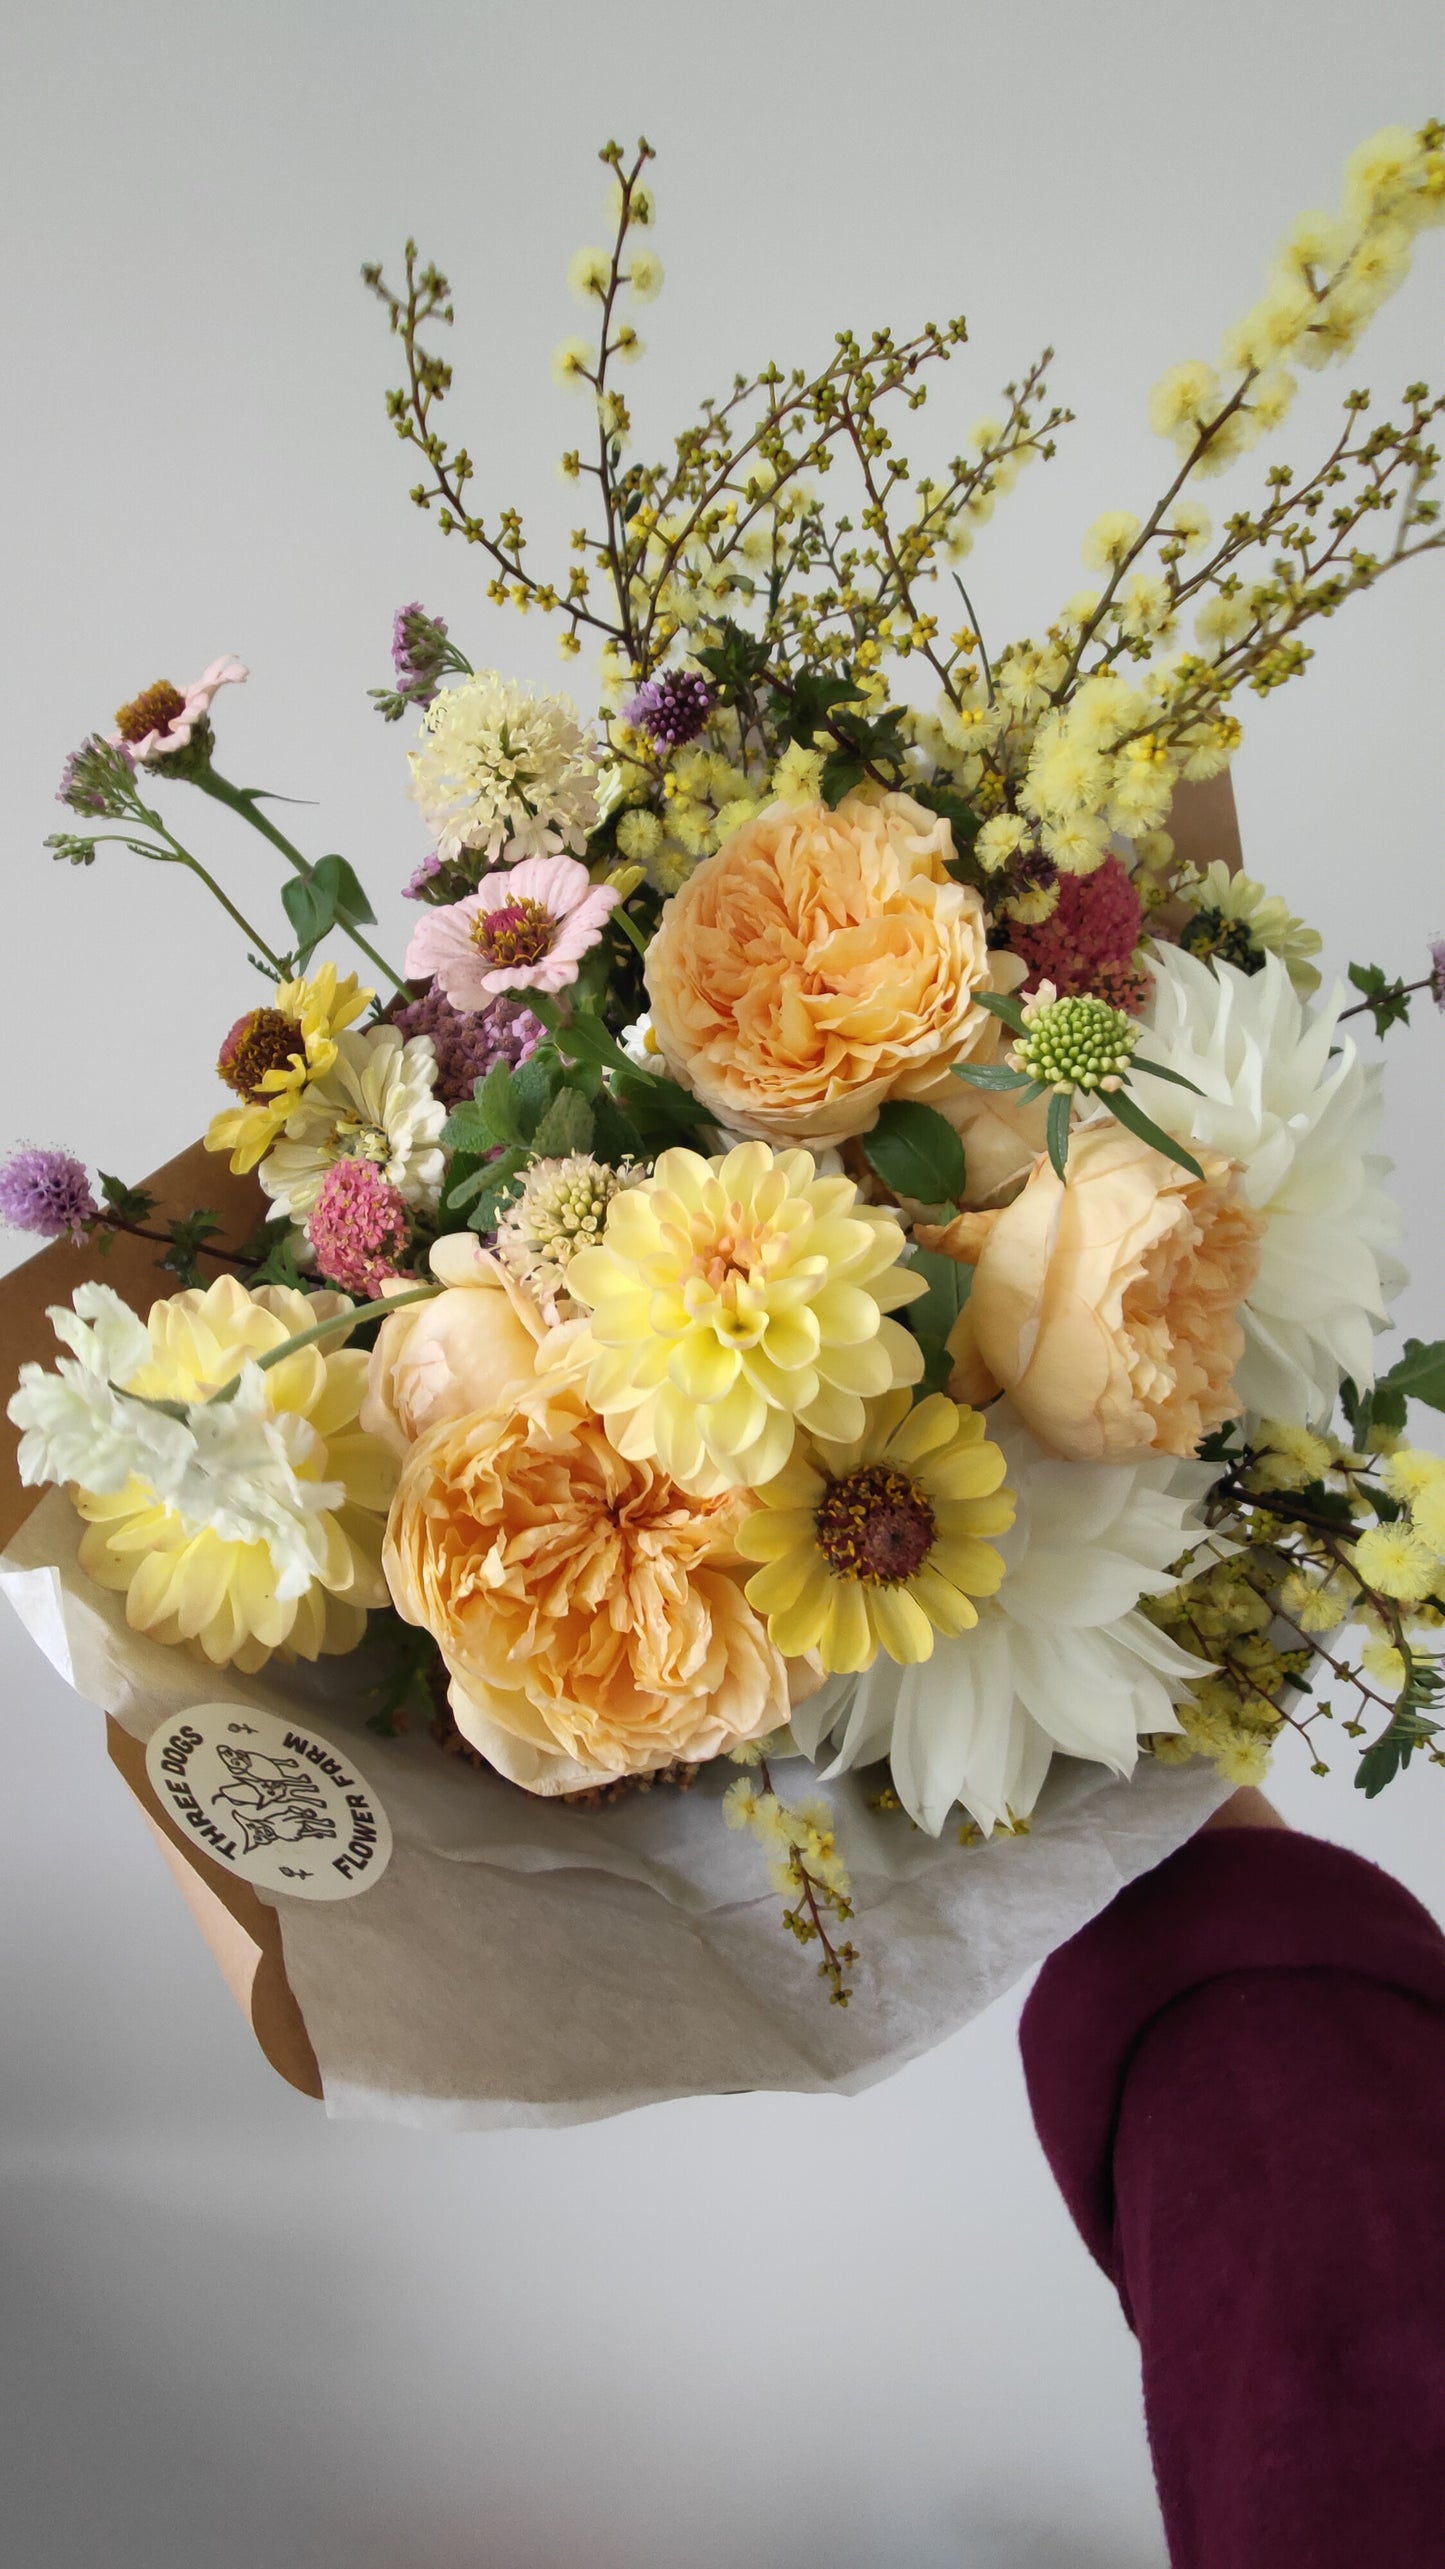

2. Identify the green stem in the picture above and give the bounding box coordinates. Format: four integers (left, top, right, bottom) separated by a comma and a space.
85, 823, 289, 973
192, 769, 407, 992
612, 902, 651, 960
115, 1283, 442, 1425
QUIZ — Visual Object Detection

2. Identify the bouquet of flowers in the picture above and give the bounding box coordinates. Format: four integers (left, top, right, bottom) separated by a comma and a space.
5, 123, 1444, 2073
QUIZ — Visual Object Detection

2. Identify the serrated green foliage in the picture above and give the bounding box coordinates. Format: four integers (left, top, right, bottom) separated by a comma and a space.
1377, 1337, 1445, 1413
98, 1172, 158, 1227
1346, 959, 1417, 1038
530, 1087, 595, 1156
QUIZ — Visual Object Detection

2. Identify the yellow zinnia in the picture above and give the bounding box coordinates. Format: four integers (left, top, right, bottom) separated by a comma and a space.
565, 1141, 927, 1493
72, 1275, 396, 1673
205, 961, 373, 1174
737, 1390, 1015, 1672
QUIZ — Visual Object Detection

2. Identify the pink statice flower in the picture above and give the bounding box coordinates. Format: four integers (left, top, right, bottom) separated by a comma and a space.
403, 854, 618, 1007
306, 1161, 413, 1300
109, 656, 249, 763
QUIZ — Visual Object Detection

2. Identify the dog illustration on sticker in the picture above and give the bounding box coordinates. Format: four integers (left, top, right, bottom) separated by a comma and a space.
211, 1744, 338, 1855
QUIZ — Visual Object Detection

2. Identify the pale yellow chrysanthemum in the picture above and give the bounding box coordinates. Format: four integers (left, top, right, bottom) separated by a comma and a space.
565, 1141, 927, 1493
1352, 1523, 1441, 1604
67, 1277, 395, 1674
736, 1389, 1014, 1673
205, 962, 374, 1176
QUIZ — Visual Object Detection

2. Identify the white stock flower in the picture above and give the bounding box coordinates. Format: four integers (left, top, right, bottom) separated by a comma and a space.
792, 1406, 1215, 1835
260, 1027, 445, 1221
1133, 947, 1404, 1422
409, 670, 600, 863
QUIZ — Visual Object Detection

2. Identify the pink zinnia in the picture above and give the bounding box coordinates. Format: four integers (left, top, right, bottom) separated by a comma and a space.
403, 854, 618, 1007
109, 655, 249, 763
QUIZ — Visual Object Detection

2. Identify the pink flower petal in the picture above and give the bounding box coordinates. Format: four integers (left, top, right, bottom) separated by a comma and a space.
503, 853, 591, 916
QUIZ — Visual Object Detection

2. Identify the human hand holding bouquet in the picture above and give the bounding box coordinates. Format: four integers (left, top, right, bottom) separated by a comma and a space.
5, 123, 1444, 2065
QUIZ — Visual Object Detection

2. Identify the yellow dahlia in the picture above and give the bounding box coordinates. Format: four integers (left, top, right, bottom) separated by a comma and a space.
565, 1141, 927, 1493
205, 961, 373, 1174
66, 1276, 396, 1673
736, 1390, 1015, 1672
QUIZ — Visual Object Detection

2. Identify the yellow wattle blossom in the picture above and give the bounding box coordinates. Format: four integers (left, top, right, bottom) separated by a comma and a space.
205, 962, 374, 1175
1380, 1447, 1445, 1507
737, 1389, 1014, 1672
565, 1142, 927, 1494
1351, 1523, 1441, 1605
71, 1277, 395, 1674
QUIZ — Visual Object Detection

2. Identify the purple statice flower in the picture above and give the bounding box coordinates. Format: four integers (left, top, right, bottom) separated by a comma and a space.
0, 1148, 98, 1240
392, 603, 450, 704
392, 982, 542, 1106
624, 668, 712, 750
56, 735, 134, 819
403, 849, 444, 901
1431, 936, 1445, 1013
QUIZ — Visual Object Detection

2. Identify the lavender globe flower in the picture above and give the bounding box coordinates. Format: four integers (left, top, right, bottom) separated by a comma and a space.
624, 668, 712, 750
1431, 936, 1445, 1013
0, 1149, 97, 1240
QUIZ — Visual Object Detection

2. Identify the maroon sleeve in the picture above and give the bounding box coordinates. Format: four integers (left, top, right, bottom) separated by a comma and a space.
1019, 1829, 1445, 2569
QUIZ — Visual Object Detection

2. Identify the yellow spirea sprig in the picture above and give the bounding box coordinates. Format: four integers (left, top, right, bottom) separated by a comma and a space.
366, 120, 1441, 892
1141, 1418, 1445, 1793
724, 1750, 859, 2005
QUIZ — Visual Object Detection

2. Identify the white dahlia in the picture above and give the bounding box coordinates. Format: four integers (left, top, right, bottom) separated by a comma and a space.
409, 671, 600, 864
1131, 948, 1404, 1423
260, 1028, 445, 1222
792, 1405, 1216, 1836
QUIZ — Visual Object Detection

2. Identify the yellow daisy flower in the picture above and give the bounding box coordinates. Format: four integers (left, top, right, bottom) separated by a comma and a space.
205, 961, 373, 1174
736, 1389, 1015, 1672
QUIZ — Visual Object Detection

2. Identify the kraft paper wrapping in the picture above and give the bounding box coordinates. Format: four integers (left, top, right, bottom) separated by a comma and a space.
2, 1489, 1229, 2125
0, 780, 1242, 2123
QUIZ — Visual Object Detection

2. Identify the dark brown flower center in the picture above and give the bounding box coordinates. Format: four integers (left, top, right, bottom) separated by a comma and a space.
217, 1007, 303, 1101
472, 896, 554, 969
814, 1463, 936, 1585
114, 680, 187, 744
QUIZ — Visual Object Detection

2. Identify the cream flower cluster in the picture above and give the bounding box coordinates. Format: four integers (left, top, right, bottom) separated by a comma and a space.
409, 670, 600, 862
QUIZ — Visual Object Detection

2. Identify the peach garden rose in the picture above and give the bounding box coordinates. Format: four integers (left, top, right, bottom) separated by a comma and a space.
643, 788, 997, 1146
946, 1120, 1265, 1462
360, 1232, 545, 1455
383, 1372, 794, 1794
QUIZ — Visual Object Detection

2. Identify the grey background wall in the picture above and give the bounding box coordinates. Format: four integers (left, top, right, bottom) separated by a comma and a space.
2, 5, 1442, 2562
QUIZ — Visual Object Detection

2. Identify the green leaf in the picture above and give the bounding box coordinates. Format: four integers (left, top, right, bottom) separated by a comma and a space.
530, 1087, 595, 1156
862, 1102, 967, 1206
1046, 1089, 1072, 1181
528, 996, 632, 1078
1102, 1088, 1204, 1180
459, 1147, 530, 1233
911, 782, 981, 847
907, 1247, 973, 1347
591, 1087, 645, 1167
972, 989, 1028, 1034
310, 853, 376, 927
1376, 1337, 1445, 1414
280, 872, 331, 960
915, 1337, 957, 1397
98, 1172, 157, 1226
477, 1058, 528, 1145
951, 1062, 1034, 1092
511, 1050, 566, 1137
820, 750, 865, 806
1131, 1056, 1204, 1095
1357, 1703, 1442, 1796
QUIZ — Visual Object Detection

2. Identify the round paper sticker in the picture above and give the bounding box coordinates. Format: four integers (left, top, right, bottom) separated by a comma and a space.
145, 1703, 392, 1902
